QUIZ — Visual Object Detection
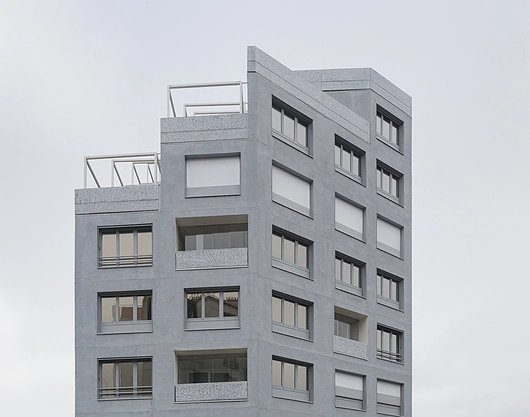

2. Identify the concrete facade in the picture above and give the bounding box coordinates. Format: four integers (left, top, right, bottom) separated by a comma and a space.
75, 46, 412, 416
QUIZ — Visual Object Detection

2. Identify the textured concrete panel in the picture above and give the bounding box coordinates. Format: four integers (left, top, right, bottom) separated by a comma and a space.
75, 185, 159, 214
175, 248, 248, 269
333, 335, 367, 360
174, 381, 248, 402
161, 114, 247, 143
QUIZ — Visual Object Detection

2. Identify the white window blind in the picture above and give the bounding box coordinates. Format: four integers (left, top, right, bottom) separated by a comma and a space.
377, 218, 401, 256
335, 197, 363, 239
272, 166, 310, 215
186, 156, 240, 197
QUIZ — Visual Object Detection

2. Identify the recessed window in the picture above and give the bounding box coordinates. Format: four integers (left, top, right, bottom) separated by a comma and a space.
272, 293, 311, 340
333, 307, 368, 360
186, 288, 239, 330
377, 163, 402, 203
272, 100, 311, 151
99, 226, 152, 268
335, 196, 364, 240
377, 271, 402, 310
376, 110, 401, 148
335, 254, 363, 296
271, 230, 310, 279
99, 292, 152, 334
377, 380, 402, 416
186, 154, 241, 197
377, 325, 403, 363
272, 357, 311, 402
377, 217, 402, 257
335, 138, 363, 181
335, 371, 364, 410
98, 358, 152, 399
272, 165, 311, 216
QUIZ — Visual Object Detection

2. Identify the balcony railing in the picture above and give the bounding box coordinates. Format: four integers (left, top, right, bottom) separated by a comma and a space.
167, 81, 247, 117
377, 348, 403, 363
84, 153, 160, 189
333, 335, 367, 360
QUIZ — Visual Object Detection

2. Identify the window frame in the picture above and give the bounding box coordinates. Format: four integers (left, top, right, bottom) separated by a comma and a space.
334, 136, 364, 183
98, 225, 153, 268
271, 229, 311, 279
377, 325, 404, 364
271, 292, 312, 341
98, 357, 152, 400
185, 287, 240, 331
376, 162, 402, 204
272, 357, 312, 403
98, 291, 153, 334
377, 379, 403, 416
377, 270, 403, 310
334, 253, 364, 297
185, 153, 241, 198
376, 216, 403, 258
376, 108, 402, 151
334, 371, 364, 411
271, 164, 312, 217
271, 98, 312, 154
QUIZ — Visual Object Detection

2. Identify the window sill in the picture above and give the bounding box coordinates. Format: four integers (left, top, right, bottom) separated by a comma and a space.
376, 243, 402, 259
272, 321, 311, 341
185, 185, 241, 198
272, 130, 311, 157
99, 322, 153, 334
272, 194, 312, 218
335, 281, 364, 298
335, 396, 364, 411
377, 296, 402, 312
186, 317, 240, 331
376, 135, 403, 154
272, 386, 311, 403
376, 189, 402, 206
335, 166, 364, 186
272, 258, 311, 280
335, 223, 364, 242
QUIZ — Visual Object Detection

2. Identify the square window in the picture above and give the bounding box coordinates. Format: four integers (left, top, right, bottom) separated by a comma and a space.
377, 271, 403, 310
99, 292, 152, 334
271, 229, 311, 279
272, 357, 311, 402
98, 358, 152, 399
376, 109, 402, 150
377, 217, 402, 257
377, 326, 403, 364
272, 292, 311, 340
334, 137, 364, 181
335, 196, 364, 241
185, 288, 240, 330
99, 226, 152, 268
335, 254, 364, 296
186, 154, 241, 197
272, 99, 311, 152
335, 371, 364, 410
377, 380, 403, 416
377, 162, 402, 203
272, 165, 311, 216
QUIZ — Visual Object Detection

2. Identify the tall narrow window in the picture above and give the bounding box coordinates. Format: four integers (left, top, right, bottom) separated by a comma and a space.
272, 101, 310, 151
377, 217, 402, 257
99, 226, 152, 267
335, 196, 364, 240
271, 230, 310, 278
272, 357, 311, 402
272, 165, 311, 216
335, 371, 364, 410
377, 380, 402, 416
377, 326, 403, 363
186, 155, 241, 197
376, 110, 401, 148
99, 358, 152, 399
335, 139, 363, 180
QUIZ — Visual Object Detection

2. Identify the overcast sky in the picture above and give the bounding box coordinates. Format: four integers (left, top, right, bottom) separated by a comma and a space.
2, 1, 530, 415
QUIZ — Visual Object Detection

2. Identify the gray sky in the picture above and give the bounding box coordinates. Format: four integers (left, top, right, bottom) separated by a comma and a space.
2, 1, 529, 415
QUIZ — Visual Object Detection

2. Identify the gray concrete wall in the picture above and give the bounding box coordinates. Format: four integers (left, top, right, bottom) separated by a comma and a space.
75, 46, 412, 416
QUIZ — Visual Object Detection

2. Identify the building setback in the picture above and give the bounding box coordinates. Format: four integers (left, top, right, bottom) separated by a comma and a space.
75, 46, 412, 417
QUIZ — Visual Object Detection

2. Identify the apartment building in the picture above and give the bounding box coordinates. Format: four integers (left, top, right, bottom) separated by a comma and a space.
74, 46, 412, 416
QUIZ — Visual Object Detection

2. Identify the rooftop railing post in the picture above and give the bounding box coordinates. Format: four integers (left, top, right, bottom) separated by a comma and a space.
83, 157, 88, 189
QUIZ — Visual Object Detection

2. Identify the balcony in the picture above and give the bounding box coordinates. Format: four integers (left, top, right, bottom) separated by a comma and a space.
333, 335, 367, 360
333, 307, 368, 360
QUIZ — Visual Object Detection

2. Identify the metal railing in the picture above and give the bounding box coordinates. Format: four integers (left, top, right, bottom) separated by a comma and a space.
167, 81, 247, 117
84, 153, 160, 189
376, 349, 403, 363
99, 385, 152, 398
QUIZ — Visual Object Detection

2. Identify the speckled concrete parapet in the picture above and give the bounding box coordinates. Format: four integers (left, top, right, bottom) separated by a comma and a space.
161, 113, 247, 143
174, 381, 248, 402
333, 335, 367, 360
75, 184, 159, 214
175, 247, 248, 270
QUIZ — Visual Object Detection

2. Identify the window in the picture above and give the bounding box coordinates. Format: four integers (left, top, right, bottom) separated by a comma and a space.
377, 217, 402, 257
182, 227, 247, 251
99, 292, 152, 334
272, 293, 311, 340
377, 326, 403, 363
98, 358, 152, 399
333, 307, 367, 360
335, 139, 363, 180
272, 165, 311, 216
335, 254, 363, 296
335, 196, 364, 240
334, 313, 360, 340
99, 226, 152, 267
175, 349, 248, 402
377, 271, 402, 310
335, 371, 364, 410
186, 289, 239, 330
272, 101, 310, 150
272, 357, 311, 402
377, 163, 401, 202
376, 110, 401, 148
377, 380, 402, 416
186, 154, 241, 197
271, 230, 310, 278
